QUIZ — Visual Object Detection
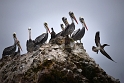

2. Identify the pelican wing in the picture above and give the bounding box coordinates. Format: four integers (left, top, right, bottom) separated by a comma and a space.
95, 31, 100, 46
35, 33, 46, 44
100, 49, 115, 62
71, 29, 80, 38
2, 44, 16, 55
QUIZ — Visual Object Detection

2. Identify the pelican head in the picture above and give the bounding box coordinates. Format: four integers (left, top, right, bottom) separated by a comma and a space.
79, 17, 84, 23
79, 17, 88, 31
62, 17, 67, 23
69, 11, 78, 24
13, 32, 17, 40
60, 24, 64, 30
44, 22, 51, 34
51, 28, 54, 31
62, 17, 69, 26
13, 32, 16, 37
28, 27, 31, 30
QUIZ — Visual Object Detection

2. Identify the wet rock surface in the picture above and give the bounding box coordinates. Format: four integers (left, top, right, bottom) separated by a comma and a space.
0, 38, 120, 83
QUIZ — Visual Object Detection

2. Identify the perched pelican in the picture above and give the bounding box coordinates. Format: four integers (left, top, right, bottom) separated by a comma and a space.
62, 12, 78, 37
34, 22, 50, 46
50, 27, 56, 40
56, 24, 65, 37
26, 27, 35, 53
71, 17, 88, 43
2, 32, 22, 58
92, 31, 116, 62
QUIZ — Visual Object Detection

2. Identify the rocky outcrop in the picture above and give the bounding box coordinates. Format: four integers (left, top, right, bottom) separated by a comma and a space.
0, 37, 120, 83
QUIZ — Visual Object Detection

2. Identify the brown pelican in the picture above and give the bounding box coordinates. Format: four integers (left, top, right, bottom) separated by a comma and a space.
26, 27, 35, 53
71, 17, 88, 43
2, 32, 22, 58
34, 22, 50, 46
61, 11, 78, 37
50, 27, 56, 40
92, 31, 116, 62
55, 24, 65, 37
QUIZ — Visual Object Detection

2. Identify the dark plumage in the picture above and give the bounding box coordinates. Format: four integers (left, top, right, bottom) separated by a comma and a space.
26, 28, 35, 53
92, 31, 116, 62
50, 28, 56, 40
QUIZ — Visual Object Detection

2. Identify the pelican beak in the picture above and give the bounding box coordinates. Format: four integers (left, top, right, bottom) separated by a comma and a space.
73, 15, 78, 24
83, 20, 88, 31
44, 22, 51, 34
16, 40, 23, 51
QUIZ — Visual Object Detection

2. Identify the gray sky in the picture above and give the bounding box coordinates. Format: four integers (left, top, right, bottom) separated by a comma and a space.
0, 0, 124, 82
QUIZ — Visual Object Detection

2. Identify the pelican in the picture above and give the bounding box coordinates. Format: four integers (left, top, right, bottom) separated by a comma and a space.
92, 31, 116, 62
50, 27, 56, 40
55, 24, 65, 37
2, 32, 22, 58
26, 27, 35, 53
71, 17, 88, 43
61, 11, 78, 37
34, 22, 50, 46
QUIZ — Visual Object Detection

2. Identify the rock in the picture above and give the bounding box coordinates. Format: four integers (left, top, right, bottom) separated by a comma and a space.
0, 36, 120, 83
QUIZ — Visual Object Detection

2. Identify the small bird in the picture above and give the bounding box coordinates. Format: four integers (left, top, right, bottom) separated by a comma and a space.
92, 31, 116, 62
50, 27, 56, 40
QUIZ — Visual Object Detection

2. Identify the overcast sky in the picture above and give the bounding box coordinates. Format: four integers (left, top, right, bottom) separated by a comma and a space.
0, 0, 124, 82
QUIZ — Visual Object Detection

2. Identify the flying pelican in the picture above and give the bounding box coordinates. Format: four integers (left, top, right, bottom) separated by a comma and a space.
61, 11, 78, 37
26, 27, 35, 53
34, 22, 50, 46
71, 17, 88, 43
92, 31, 116, 62
2, 32, 22, 58
50, 27, 56, 40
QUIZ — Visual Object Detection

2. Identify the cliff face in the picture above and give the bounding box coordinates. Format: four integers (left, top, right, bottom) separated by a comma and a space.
0, 37, 120, 83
